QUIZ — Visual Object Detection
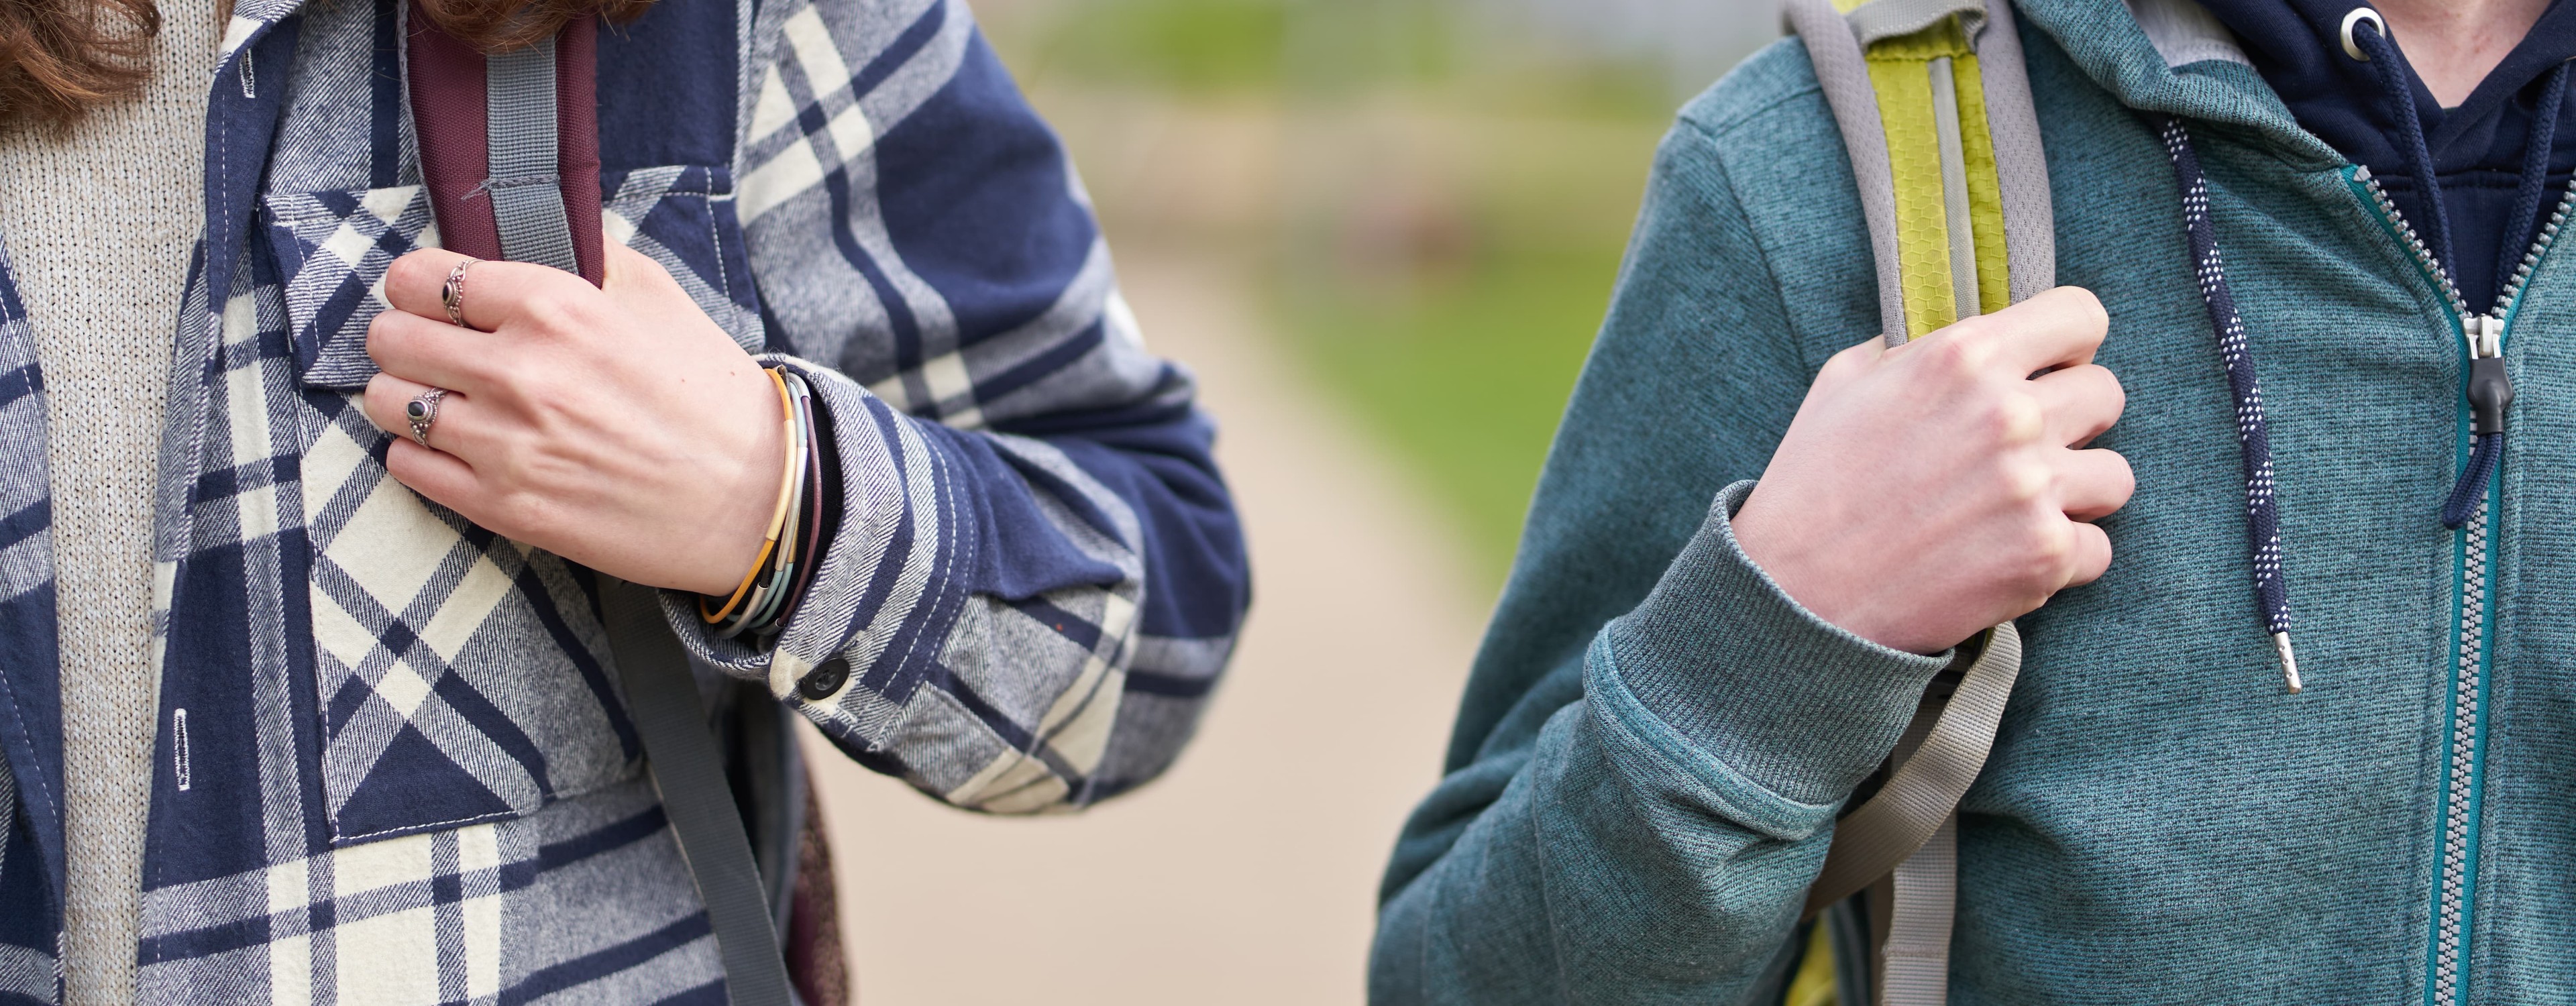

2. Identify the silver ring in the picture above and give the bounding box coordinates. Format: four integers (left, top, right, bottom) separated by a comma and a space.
441, 260, 476, 327
2341, 7, 2384, 62
406, 388, 449, 449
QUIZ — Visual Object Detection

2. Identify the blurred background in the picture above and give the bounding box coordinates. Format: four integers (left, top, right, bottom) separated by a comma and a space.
804, 1, 1782, 1001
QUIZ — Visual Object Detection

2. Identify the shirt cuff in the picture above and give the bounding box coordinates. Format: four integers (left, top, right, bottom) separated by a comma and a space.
655, 355, 971, 711
1602, 480, 1952, 807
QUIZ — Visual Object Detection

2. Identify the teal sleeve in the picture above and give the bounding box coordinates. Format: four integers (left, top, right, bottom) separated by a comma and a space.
1368, 73, 1951, 1004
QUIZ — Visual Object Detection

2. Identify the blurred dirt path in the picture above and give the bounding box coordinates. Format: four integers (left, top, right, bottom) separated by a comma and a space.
800, 245, 1490, 1005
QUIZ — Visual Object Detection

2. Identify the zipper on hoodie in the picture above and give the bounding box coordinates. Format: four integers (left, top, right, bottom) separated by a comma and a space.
2351, 164, 2575, 1006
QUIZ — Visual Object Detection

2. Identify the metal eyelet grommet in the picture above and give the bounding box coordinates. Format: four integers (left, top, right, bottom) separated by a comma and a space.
2342, 7, 2386, 61
797, 657, 850, 701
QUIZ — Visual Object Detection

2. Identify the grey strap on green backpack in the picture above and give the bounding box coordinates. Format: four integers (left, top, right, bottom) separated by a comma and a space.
1776, 0, 2053, 1001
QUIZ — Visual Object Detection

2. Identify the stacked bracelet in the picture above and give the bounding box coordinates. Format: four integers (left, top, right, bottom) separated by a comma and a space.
701, 367, 827, 640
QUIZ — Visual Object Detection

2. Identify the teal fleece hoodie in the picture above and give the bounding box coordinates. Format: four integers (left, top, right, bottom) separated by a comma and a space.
1370, 2, 2576, 1003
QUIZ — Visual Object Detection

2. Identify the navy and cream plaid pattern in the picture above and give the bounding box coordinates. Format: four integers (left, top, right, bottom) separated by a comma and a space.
0, 0, 1248, 1000
0, 233, 59, 1005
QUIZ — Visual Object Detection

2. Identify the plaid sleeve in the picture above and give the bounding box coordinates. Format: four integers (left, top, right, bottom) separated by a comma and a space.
661, 0, 1248, 812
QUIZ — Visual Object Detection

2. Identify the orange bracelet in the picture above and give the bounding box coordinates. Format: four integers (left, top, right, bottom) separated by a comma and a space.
702, 368, 800, 623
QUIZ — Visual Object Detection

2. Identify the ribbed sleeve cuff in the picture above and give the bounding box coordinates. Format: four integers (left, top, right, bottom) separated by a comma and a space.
1603, 480, 1950, 807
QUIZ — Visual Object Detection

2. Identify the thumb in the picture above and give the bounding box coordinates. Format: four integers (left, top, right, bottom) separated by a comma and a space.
1813, 333, 1892, 390
600, 241, 701, 316
600, 241, 670, 292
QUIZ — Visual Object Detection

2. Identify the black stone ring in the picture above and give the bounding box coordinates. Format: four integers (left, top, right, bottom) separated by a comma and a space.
406, 388, 449, 449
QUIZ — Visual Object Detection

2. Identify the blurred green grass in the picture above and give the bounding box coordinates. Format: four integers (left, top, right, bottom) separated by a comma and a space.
983, 0, 1700, 588
1283, 246, 1626, 581
1008, 0, 1291, 90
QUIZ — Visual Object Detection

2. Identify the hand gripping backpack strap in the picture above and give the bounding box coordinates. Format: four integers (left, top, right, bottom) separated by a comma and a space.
1780, 0, 2052, 1003
407, 17, 794, 1005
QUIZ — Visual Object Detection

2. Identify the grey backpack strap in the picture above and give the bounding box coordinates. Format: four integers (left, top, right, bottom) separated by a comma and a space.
483, 40, 582, 274
1782, 0, 2053, 1000
1803, 622, 2021, 917
425, 16, 796, 998
602, 579, 794, 1006
1782, 0, 1909, 344
1975, 0, 2056, 306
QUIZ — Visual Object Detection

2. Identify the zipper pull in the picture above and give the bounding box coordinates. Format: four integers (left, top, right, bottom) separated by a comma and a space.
2443, 315, 2512, 528
2468, 315, 2513, 436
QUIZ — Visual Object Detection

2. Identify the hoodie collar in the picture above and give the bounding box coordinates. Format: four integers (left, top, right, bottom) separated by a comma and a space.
2195, 0, 2576, 174
2012, 0, 2344, 168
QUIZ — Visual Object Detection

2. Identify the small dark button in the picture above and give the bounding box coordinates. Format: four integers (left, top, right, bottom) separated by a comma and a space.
798, 657, 849, 701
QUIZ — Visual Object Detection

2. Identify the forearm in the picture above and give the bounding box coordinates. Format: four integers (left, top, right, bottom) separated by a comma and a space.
1373, 483, 1946, 1002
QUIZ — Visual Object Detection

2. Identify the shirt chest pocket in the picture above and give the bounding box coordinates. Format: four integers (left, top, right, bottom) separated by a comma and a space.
257, 168, 757, 846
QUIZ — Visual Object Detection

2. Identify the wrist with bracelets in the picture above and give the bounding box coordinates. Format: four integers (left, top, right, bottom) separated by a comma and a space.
700, 366, 827, 640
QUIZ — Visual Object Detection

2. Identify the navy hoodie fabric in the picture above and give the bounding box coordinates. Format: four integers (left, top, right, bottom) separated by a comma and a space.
2202, 0, 2576, 313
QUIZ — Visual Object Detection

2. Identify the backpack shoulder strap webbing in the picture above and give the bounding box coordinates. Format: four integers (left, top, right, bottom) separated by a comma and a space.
405, 4, 605, 283
1785, 0, 2053, 342
1778, 0, 2052, 1003
600, 579, 797, 1006
405, 16, 794, 1005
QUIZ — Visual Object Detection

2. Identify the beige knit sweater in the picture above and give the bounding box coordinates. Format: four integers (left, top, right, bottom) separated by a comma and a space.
0, 6, 219, 1002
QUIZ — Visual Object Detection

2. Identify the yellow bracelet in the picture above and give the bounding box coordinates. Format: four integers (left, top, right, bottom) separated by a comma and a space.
703, 368, 801, 623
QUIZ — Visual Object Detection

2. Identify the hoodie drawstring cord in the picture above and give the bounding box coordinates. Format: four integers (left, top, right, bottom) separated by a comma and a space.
2352, 18, 2565, 530
2498, 62, 2571, 300
2157, 117, 2301, 693
2445, 64, 2573, 528
2352, 23, 2457, 280
2440, 434, 2505, 527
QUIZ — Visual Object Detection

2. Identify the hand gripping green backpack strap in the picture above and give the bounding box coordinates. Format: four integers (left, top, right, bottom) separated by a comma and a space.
1770, 0, 2053, 1003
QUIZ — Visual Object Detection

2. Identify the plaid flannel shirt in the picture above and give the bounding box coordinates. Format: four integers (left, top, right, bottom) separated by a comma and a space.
0, 0, 1250, 999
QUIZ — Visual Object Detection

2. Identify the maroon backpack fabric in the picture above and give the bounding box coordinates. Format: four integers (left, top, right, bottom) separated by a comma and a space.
404, 3, 605, 286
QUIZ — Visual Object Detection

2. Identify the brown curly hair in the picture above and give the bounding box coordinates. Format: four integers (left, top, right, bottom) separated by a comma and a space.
0, 0, 649, 134
413, 0, 652, 57
0, 0, 157, 133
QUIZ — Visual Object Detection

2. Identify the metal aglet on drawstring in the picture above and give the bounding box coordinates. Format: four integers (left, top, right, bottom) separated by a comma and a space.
2274, 632, 2302, 693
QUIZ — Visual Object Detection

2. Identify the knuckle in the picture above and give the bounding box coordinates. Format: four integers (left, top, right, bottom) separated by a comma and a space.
365, 313, 409, 359
1822, 341, 1876, 377
2089, 366, 2128, 410
385, 254, 425, 291
2047, 284, 2102, 313
2021, 520, 2078, 584
518, 295, 575, 337
2070, 286, 2109, 325
2104, 451, 2139, 496
629, 252, 676, 285
1991, 454, 2053, 505
1983, 392, 2045, 446
469, 357, 519, 396
524, 294, 606, 344
2064, 288, 2110, 341
1922, 332, 1987, 380
392, 251, 450, 294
